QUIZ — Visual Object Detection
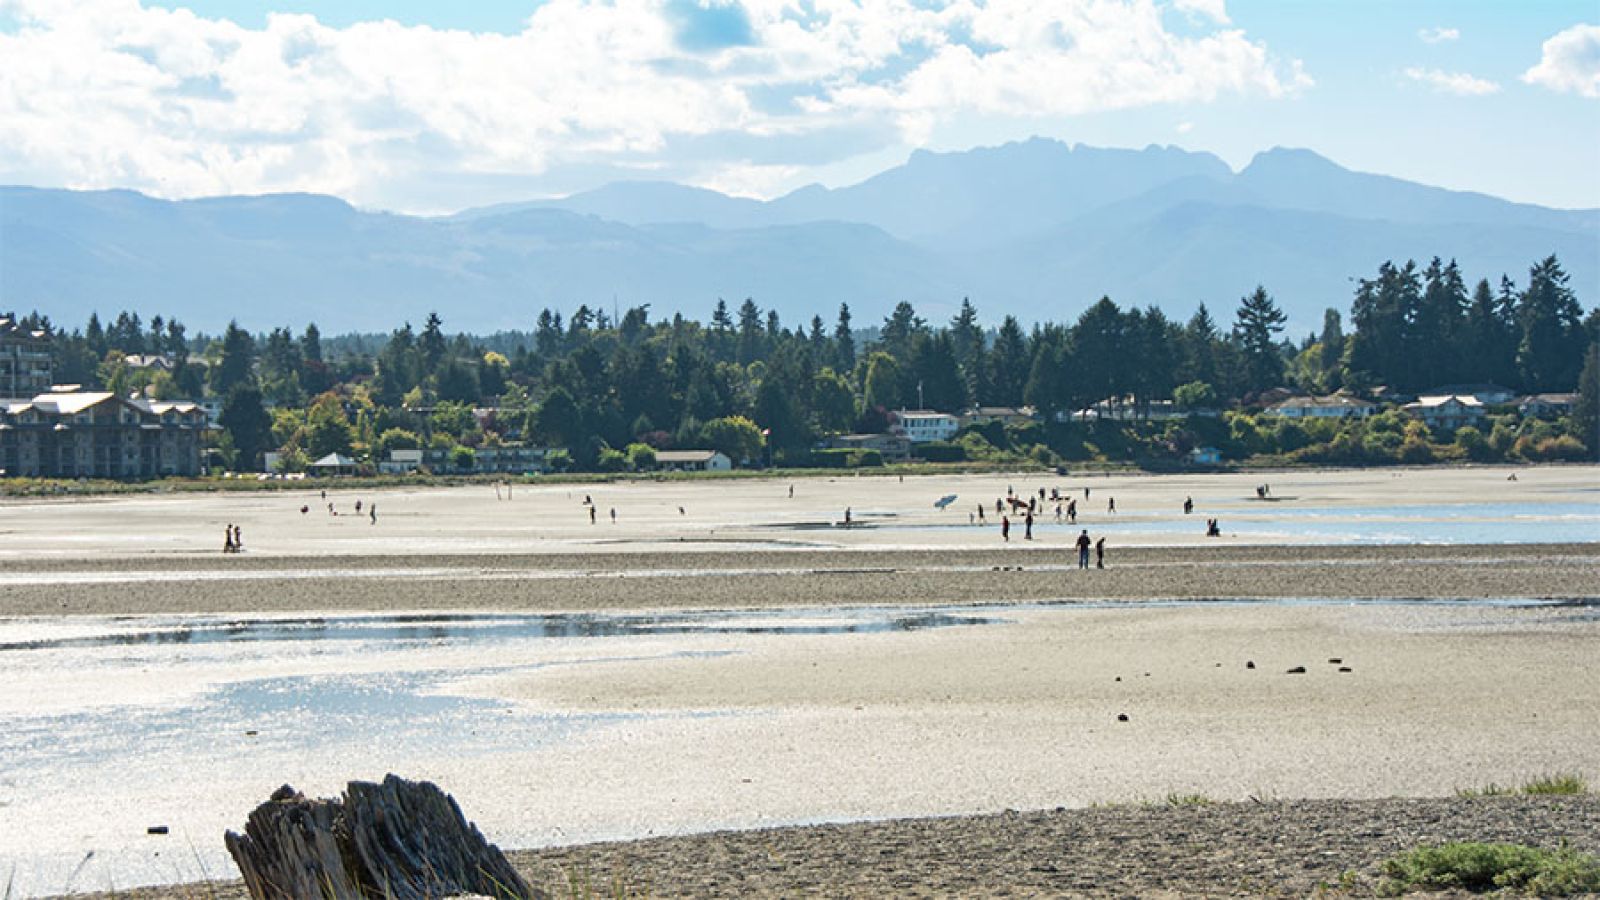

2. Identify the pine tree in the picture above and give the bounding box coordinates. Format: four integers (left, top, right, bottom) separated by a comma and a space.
1516, 255, 1586, 392
833, 303, 856, 372
1233, 285, 1288, 393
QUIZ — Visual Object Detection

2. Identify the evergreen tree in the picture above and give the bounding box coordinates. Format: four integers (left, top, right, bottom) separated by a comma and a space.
211, 321, 257, 396
219, 383, 273, 470
419, 312, 447, 373
736, 299, 764, 364
1233, 285, 1288, 393
1516, 255, 1586, 392
301, 323, 323, 363
833, 303, 856, 372
1574, 341, 1599, 458
907, 331, 966, 411
1462, 278, 1517, 387
1415, 257, 1468, 386
987, 315, 1029, 406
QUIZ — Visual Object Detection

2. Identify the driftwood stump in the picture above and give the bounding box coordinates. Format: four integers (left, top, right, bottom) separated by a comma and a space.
224, 774, 538, 899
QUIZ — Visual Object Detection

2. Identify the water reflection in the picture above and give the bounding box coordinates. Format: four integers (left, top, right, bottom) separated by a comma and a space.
0, 609, 999, 653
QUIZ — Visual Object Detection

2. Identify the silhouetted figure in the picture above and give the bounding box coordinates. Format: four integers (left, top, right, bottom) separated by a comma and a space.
1183, 496, 1193, 515
1024, 511, 1034, 540
1001, 515, 1010, 542
1095, 537, 1105, 569
1075, 530, 1091, 569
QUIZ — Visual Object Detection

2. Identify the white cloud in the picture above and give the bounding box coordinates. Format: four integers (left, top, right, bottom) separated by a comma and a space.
1172, 0, 1229, 25
1417, 27, 1459, 44
1404, 66, 1500, 97
0, 0, 1310, 211
1522, 23, 1600, 98
1175, 120, 1194, 134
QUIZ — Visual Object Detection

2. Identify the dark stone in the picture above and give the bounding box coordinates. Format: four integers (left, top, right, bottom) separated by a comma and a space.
1328, 658, 1342, 664
1245, 661, 1256, 669
147, 825, 169, 835
1286, 666, 1307, 674
1116, 713, 1129, 722
1338, 667, 1353, 673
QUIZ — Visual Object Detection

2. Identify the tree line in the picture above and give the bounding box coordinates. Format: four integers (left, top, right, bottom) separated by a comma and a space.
12, 252, 1597, 471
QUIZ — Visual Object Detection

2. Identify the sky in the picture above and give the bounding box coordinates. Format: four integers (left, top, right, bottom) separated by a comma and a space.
1, 0, 1596, 214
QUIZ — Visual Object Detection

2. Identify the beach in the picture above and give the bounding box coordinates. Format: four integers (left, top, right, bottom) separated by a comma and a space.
2, 465, 1597, 897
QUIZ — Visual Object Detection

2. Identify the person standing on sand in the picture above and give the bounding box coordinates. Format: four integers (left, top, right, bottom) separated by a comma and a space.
232, 524, 243, 552
1024, 510, 1034, 540
369, 503, 377, 524
844, 507, 852, 525
589, 506, 596, 524
1076, 529, 1091, 569
610, 507, 617, 524
1001, 515, 1010, 542
1107, 497, 1116, 514
1095, 536, 1105, 569
223, 524, 235, 554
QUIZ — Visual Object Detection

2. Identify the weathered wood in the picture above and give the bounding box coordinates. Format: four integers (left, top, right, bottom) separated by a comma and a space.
225, 775, 538, 899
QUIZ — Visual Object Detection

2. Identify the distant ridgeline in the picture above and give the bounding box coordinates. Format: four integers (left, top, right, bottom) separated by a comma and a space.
3, 251, 1596, 477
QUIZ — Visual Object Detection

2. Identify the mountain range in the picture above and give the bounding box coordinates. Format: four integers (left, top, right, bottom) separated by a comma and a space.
2, 138, 1595, 336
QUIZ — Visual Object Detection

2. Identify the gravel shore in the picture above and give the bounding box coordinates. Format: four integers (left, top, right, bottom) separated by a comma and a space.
64, 796, 1600, 898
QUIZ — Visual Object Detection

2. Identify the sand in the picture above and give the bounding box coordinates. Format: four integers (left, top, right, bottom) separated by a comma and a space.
4, 465, 1598, 897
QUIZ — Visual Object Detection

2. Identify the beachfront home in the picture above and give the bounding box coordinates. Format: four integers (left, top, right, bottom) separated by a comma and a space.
824, 433, 912, 461
960, 406, 1037, 427
1517, 393, 1578, 419
379, 448, 424, 474
892, 410, 961, 443
656, 449, 733, 472
1266, 394, 1377, 420
1403, 395, 1487, 431
0, 390, 205, 478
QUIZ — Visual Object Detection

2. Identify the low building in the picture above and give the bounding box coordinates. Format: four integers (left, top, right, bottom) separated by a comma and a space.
0, 391, 205, 478
422, 444, 549, 474
892, 409, 961, 443
1266, 394, 1377, 420
656, 449, 733, 472
1517, 393, 1578, 418
1404, 395, 1487, 430
1190, 446, 1223, 465
308, 452, 360, 477
379, 448, 424, 474
960, 406, 1037, 427
122, 354, 178, 372
825, 433, 912, 461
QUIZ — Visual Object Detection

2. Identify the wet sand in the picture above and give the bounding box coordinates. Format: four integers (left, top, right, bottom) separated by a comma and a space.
5, 466, 1598, 897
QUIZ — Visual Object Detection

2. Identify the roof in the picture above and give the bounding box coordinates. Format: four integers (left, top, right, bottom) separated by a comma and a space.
1270, 394, 1374, 409
27, 391, 117, 415
310, 453, 360, 467
1406, 395, 1484, 410
655, 450, 723, 462
894, 409, 959, 418
1423, 383, 1514, 396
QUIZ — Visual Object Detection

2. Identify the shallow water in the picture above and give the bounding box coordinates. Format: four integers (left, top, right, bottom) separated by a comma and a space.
1, 599, 1594, 897
897, 500, 1600, 544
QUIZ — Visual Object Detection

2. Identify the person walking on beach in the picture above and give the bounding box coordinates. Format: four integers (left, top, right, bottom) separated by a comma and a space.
1001, 515, 1010, 542
844, 506, 852, 525
232, 525, 243, 552
1075, 529, 1091, 569
223, 524, 235, 554
369, 503, 377, 524
589, 506, 596, 524
1095, 536, 1106, 569
977, 504, 986, 523
1067, 500, 1077, 524
1107, 497, 1116, 514
1024, 511, 1034, 540
1183, 496, 1193, 515
609, 507, 617, 524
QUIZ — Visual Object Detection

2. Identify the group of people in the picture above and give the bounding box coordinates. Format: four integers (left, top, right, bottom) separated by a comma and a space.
222, 523, 243, 553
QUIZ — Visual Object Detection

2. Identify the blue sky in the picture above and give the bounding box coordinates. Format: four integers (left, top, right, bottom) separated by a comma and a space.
1, 0, 1596, 212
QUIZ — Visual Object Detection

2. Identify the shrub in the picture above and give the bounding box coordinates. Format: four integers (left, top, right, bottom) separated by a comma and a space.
1379, 842, 1600, 896
919, 441, 967, 462
1397, 436, 1436, 464
595, 448, 629, 473
448, 445, 476, 472
807, 449, 854, 469
624, 442, 657, 471
848, 449, 884, 467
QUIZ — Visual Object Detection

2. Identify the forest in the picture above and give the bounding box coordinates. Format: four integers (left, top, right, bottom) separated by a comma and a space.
16, 253, 1600, 474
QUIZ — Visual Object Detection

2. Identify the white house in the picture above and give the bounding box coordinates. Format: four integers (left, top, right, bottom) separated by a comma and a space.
892, 409, 961, 443
656, 449, 733, 472
1404, 395, 1487, 430
1419, 383, 1516, 405
1266, 394, 1377, 420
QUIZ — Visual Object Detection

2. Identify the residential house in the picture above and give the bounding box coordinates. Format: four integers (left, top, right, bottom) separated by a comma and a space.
892, 410, 961, 443
825, 433, 912, 461
308, 453, 360, 477
1266, 394, 1377, 420
656, 450, 733, 472
1403, 395, 1487, 430
378, 448, 424, 474
1517, 393, 1578, 418
959, 406, 1037, 427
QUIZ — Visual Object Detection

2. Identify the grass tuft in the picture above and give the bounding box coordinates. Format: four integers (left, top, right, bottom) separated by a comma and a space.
1457, 772, 1589, 798
1163, 792, 1214, 807
1379, 842, 1600, 896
